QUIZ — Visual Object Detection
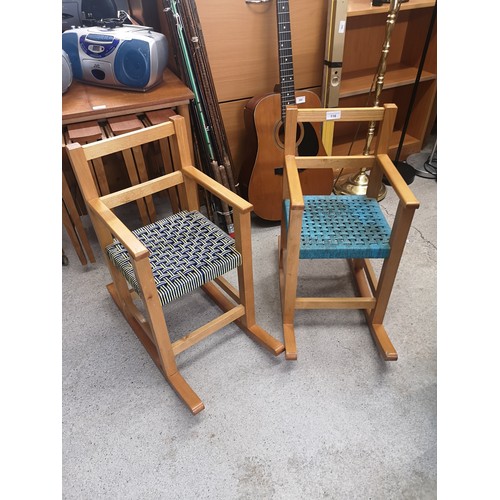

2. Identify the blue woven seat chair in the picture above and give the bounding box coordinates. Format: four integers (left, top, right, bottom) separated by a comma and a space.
66, 115, 284, 414
279, 104, 419, 360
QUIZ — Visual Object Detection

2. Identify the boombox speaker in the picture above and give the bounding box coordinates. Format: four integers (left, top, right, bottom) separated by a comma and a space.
62, 25, 168, 91
62, 50, 73, 94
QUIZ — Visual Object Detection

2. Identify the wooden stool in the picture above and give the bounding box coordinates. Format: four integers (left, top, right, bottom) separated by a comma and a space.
65, 121, 109, 196
62, 126, 104, 266
104, 115, 156, 225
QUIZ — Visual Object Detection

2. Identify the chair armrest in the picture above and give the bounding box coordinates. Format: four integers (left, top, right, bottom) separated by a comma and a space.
88, 198, 149, 260
182, 165, 253, 214
376, 154, 420, 209
284, 155, 305, 209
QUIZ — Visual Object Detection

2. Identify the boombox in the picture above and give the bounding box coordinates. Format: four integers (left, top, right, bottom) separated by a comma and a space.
62, 25, 168, 91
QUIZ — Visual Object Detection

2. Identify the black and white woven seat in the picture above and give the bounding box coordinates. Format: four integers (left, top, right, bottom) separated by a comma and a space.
106, 210, 241, 305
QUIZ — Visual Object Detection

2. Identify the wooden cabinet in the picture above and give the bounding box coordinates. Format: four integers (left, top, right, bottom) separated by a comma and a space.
159, 0, 436, 179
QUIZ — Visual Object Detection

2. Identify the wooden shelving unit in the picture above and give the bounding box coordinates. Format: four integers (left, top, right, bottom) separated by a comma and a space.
333, 0, 437, 158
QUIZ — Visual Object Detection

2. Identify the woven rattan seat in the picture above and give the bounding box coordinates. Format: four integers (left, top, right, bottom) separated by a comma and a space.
106, 210, 241, 306
284, 195, 391, 259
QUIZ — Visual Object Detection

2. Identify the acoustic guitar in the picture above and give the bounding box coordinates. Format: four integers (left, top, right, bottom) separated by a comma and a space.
238, 0, 333, 221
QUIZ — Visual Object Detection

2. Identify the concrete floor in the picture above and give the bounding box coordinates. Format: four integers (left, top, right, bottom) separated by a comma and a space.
61, 164, 437, 498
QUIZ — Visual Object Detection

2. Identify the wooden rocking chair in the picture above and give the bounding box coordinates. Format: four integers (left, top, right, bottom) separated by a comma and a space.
279, 104, 420, 361
66, 114, 284, 414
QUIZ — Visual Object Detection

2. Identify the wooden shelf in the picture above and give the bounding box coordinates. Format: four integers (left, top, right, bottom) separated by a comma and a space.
340, 63, 436, 98
331, 130, 421, 157
347, 0, 436, 17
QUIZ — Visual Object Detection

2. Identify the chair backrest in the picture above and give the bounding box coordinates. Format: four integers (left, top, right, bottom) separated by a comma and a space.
70, 119, 178, 199
66, 116, 206, 256
284, 104, 397, 199
67, 116, 198, 217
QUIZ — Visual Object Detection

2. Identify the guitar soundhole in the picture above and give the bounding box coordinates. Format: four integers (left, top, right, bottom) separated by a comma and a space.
273, 120, 320, 156
274, 120, 304, 150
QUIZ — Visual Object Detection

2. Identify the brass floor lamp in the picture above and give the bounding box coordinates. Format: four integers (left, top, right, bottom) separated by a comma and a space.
334, 0, 403, 200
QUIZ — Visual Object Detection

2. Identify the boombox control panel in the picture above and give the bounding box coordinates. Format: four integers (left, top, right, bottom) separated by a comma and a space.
62, 25, 168, 91
82, 33, 120, 57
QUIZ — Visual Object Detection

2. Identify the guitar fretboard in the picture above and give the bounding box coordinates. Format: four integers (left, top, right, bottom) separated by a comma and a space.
276, 0, 296, 121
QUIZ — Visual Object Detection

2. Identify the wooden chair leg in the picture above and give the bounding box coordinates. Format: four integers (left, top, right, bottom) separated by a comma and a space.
62, 249, 69, 266
137, 257, 205, 414
232, 211, 284, 356
366, 322, 398, 361
348, 258, 398, 360
279, 237, 298, 360
166, 372, 205, 415
106, 281, 205, 414
62, 173, 96, 264
364, 259, 399, 360
62, 201, 87, 266
106, 257, 205, 415
365, 203, 415, 361
279, 207, 303, 360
